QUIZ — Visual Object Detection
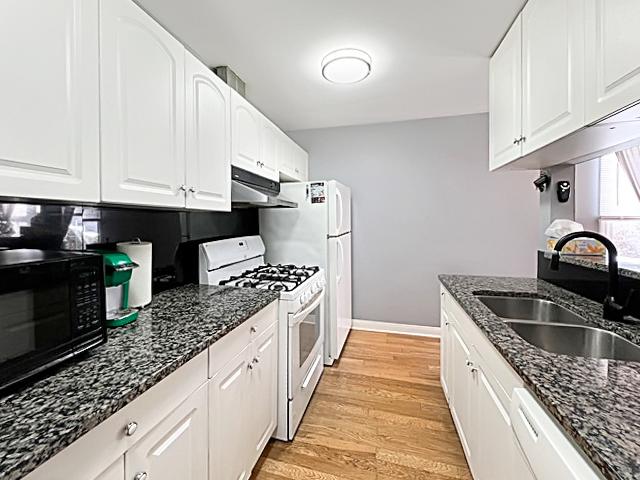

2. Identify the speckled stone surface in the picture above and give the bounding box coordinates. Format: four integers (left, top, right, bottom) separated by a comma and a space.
542, 251, 640, 281
0, 284, 278, 480
439, 274, 640, 480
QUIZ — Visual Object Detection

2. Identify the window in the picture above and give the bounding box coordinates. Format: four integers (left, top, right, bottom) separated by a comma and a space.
599, 151, 640, 260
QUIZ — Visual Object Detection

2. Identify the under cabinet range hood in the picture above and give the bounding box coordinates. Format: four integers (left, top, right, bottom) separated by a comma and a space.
507, 101, 640, 170
231, 167, 297, 208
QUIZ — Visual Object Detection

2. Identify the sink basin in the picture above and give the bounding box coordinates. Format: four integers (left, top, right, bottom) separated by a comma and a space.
506, 321, 640, 362
476, 295, 587, 325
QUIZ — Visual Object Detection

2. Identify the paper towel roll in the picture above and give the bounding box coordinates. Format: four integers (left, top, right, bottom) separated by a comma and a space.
117, 239, 152, 308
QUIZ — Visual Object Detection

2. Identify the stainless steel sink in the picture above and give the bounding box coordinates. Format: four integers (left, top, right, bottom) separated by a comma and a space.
476, 295, 587, 325
505, 321, 640, 362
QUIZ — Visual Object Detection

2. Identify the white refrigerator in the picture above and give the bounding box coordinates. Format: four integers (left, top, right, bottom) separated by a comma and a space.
260, 180, 352, 365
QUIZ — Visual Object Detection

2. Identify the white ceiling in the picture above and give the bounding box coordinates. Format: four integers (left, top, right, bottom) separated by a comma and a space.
135, 0, 526, 131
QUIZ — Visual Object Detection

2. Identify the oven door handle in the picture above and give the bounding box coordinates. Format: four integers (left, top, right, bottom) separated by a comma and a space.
289, 291, 324, 327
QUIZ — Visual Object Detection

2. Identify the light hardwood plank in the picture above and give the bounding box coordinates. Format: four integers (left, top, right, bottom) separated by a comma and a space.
250, 330, 471, 480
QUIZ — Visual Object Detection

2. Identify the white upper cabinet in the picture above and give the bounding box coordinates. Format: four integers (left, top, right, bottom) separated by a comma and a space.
125, 385, 208, 480
231, 90, 263, 177
185, 51, 231, 211
489, 16, 523, 171
585, 0, 640, 123
260, 119, 281, 181
0, 0, 100, 202
278, 134, 309, 183
521, 0, 585, 155
100, 0, 186, 208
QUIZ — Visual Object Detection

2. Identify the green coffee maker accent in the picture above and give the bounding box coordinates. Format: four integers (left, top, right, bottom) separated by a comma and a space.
102, 251, 139, 327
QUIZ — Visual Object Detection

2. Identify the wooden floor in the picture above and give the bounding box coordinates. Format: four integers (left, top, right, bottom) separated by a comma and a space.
250, 330, 472, 480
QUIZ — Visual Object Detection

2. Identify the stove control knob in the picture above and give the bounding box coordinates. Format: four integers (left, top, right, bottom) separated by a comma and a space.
298, 297, 304, 306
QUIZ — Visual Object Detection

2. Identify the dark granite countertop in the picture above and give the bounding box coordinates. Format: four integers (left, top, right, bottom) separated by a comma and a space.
438, 274, 640, 480
0, 284, 279, 480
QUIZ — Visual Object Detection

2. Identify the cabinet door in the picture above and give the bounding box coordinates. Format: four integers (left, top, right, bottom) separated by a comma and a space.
231, 91, 263, 177
522, 0, 585, 155
125, 384, 208, 480
249, 321, 278, 468
440, 296, 451, 400
100, 0, 186, 208
292, 144, 309, 182
0, 0, 100, 202
185, 51, 231, 211
260, 120, 280, 181
209, 345, 252, 480
449, 323, 473, 459
473, 368, 535, 480
95, 457, 125, 480
585, 0, 640, 123
489, 16, 523, 170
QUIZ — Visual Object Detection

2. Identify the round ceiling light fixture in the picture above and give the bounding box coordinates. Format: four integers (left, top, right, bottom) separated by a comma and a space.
321, 48, 371, 84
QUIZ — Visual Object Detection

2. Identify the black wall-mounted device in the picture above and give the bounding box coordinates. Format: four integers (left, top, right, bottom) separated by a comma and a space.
557, 181, 571, 203
533, 172, 552, 192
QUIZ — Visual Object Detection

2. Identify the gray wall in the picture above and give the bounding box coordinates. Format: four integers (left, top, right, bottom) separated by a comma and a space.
289, 113, 539, 327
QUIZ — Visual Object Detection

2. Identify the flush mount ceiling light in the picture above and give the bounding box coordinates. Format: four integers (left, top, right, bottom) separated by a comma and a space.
321, 48, 371, 84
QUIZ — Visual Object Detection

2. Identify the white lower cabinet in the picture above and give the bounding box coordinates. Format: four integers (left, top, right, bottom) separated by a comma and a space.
125, 384, 208, 480
440, 284, 602, 480
95, 458, 125, 480
209, 305, 279, 479
25, 303, 279, 480
209, 345, 252, 480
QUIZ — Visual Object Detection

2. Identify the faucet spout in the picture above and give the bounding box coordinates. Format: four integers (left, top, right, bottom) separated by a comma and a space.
551, 231, 625, 321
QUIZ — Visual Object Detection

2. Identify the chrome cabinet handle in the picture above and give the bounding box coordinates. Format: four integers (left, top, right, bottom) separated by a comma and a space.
134, 472, 148, 480
125, 421, 138, 436
252, 357, 260, 365
188, 186, 196, 193
250, 326, 257, 333
514, 136, 527, 145
513, 138, 520, 145
178, 184, 187, 193
465, 360, 473, 367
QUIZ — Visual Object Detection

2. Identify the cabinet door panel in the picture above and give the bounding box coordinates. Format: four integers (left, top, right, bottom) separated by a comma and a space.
125, 384, 208, 480
95, 457, 124, 480
489, 16, 523, 170
522, 0, 585, 154
449, 323, 473, 459
231, 91, 262, 177
260, 120, 280, 181
100, 0, 185, 207
210, 345, 251, 480
586, 0, 640, 122
185, 51, 231, 211
474, 369, 535, 480
250, 322, 278, 467
0, 0, 100, 202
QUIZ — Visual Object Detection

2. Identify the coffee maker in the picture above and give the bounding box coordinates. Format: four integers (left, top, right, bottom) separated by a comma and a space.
102, 251, 139, 327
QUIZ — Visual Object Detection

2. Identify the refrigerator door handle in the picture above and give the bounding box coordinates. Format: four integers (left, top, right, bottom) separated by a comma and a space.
335, 187, 344, 234
336, 239, 344, 284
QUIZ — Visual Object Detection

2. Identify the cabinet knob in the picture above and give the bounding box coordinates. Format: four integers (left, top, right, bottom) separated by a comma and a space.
295, 168, 299, 173
444, 321, 450, 326
134, 473, 148, 480
250, 326, 257, 333
125, 421, 138, 436
465, 360, 473, 367
513, 138, 519, 145
252, 357, 260, 365
188, 186, 196, 193
178, 184, 187, 193
256, 160, 260, 166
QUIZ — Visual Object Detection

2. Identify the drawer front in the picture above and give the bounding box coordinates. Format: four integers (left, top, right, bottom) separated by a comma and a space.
209, 301, 278, 378
25, 351, 208, 480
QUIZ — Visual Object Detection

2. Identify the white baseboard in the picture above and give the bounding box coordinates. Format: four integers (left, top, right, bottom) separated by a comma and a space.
351, 319, 440, 338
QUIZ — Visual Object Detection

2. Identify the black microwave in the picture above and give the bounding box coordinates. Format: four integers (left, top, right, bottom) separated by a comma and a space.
0, 249, 107, 393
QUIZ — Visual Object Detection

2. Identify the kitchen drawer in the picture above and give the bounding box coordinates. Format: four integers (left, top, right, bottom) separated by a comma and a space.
25, 350, 208, 480
209, 301, 278, 378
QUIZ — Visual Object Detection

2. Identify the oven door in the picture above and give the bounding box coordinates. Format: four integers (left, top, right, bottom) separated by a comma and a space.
288, 290, 325, 398
0, 261, 76, 389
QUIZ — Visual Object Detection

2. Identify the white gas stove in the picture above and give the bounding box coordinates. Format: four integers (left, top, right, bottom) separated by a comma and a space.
198, 235, 325, 440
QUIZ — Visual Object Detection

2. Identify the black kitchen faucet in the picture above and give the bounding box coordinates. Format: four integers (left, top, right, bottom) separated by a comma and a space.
550, 231, 637, 322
